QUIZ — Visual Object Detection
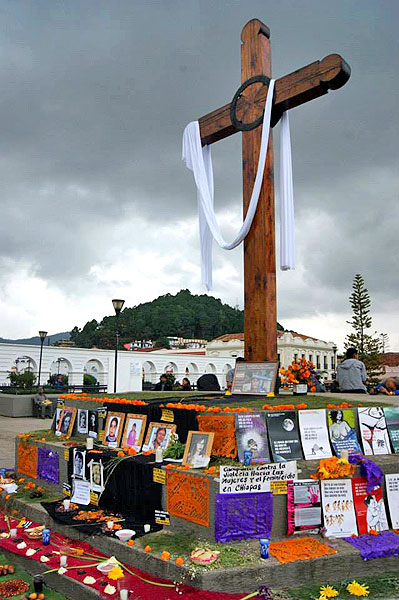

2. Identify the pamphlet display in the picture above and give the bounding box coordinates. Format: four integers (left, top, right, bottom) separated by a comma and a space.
298, 409, 332, 460
235, 412, 270, 465
385, 473, 399, 529
321, 479, 358, 538
384, 407, 399, 453
287, 480, 321, 535
327, 409, 362, 457
357, 407, 391, 455
266, 411, 303, 462
351, 477, 388, 534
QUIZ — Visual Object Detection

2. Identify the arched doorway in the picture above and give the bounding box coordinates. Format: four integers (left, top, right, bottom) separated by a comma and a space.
142, 361, 157, 386
84, 358, 107, 386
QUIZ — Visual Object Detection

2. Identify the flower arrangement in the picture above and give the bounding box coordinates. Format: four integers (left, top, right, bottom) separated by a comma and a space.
280, 358, 316, 391
310, 457, 356, 481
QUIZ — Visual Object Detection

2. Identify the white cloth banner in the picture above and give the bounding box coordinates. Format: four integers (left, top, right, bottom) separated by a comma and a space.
182, 78, 295, 290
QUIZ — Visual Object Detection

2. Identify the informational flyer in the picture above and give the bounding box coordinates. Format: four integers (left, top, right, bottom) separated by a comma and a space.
287, 479, 321, 535
321, 479, 358, 538
266, 411, 303, 462
235, 412, 270, 465
351, 477, 388, 534
327, 409, 362, 457
219, 462, 297, 494
357, 407, 391, 455
298, 409, 332, 460
385, 474, 399, 529
71, 479, 91, 505
384, 407, 399, 454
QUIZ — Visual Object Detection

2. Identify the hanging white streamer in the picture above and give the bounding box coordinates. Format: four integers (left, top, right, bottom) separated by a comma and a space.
182, 78, 294, 290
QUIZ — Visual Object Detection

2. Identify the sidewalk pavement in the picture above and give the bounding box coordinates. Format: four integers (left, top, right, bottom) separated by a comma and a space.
0, 415, 53, 468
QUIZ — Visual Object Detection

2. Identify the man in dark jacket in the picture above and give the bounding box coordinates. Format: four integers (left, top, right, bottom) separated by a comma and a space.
154, 374, 172, 391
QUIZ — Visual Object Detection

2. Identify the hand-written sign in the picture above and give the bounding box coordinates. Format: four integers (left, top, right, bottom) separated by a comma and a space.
161, 409, 174, 423
197, 415, 237, 458
155, 509, 170, 525
167, 471, 210, 527
17, 443, 38, 479
219, 461, 297, 494
90, 491, 99, 506
153, 468, 166, 485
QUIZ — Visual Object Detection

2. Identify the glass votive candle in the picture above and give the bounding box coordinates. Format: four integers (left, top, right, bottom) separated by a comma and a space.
119, 590, 128, 600
60, 554, 68, 567
144, 524, 150, 533
63, 499, 70, 511
107, 521, 114, 530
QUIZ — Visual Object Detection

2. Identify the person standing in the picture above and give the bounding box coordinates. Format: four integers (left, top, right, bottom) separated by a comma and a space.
336, 348, 368, 393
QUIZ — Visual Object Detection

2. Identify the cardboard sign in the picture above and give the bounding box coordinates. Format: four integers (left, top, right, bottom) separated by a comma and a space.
155, 510, 170, 525
161, 409, 174, 423
153, 468, 166, 485
219, 461, 297, 495
90, 491, 100, 506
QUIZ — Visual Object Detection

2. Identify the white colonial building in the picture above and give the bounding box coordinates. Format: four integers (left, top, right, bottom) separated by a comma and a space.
206, 331, 337, 379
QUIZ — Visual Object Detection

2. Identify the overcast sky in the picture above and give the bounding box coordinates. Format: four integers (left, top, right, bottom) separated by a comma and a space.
0, 0, 398, 351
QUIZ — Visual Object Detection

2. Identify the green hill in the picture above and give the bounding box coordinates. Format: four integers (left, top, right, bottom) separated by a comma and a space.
70, 289, 284, 349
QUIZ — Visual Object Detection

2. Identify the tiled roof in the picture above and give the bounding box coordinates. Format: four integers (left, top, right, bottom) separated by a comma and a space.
382, 352, 399, 367
212, 331, 322, 343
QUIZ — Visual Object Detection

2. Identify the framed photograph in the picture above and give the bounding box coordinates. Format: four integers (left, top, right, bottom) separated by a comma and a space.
77, 409, 88, 434
89, 460, 104, 492
88, 410, 98, 439
182, 431, 214, 468
121, 414, 147, 451
53, 407, 63, 432
103, 412, 125, 448
143, 422, 176, 453
56, 407, 77, 438
73, 448, 86, 480
232, 362, 278, 395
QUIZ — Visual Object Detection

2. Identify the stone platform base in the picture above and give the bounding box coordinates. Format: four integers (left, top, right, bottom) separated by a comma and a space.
3, 497, 399, 598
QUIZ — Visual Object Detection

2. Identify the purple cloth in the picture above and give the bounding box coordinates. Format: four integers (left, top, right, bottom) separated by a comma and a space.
37, 447, 59, 484
215, 492, 273, 543
344, 531, 399, 560
348, 454, 383, 492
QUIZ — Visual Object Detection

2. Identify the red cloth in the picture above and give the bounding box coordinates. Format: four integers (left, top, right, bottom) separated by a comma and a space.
0, 514, 243, 599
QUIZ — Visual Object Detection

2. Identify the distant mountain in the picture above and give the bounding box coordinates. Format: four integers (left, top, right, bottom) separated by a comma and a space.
0, 332, 71, 346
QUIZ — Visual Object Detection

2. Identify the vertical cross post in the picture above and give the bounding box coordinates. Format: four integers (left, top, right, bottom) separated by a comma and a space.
241, 20, 277, 362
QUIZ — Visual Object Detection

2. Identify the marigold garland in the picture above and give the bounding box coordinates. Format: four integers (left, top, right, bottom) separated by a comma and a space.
310, 457, 357, 481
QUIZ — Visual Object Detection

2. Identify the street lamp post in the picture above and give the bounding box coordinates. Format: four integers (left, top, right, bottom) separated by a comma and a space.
332, 344, 338, 374
38, 331, 47, 388
112, 299, 125, 393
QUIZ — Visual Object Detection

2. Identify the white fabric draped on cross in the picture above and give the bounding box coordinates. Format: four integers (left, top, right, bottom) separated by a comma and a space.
182, 78, 295, 290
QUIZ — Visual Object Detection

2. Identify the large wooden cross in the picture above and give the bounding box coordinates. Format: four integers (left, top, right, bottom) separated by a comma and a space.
197, 19, 350, 362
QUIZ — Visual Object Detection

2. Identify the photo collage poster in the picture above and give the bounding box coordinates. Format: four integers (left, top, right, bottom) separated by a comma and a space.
384, 407, 399, 454
266, 411, 303, 462
357, 407, 391, 455
385, 474, 399, 529
287, 479, 322, 535
321, 479, 358, 538
298, 409, 332, 460
351, 477, 388, 534
232, 362, 278, 395
327, 409, 362, 457
235, 412, 270, 465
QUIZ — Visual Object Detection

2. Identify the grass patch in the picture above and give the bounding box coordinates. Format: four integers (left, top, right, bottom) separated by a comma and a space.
283, 572, 399, 599
138, 530, 261, 571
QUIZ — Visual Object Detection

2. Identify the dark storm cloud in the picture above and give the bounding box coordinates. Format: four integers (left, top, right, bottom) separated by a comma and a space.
0, 0, 397, 338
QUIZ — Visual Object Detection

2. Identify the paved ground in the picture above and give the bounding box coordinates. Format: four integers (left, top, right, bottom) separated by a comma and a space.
0, 415, 52, 468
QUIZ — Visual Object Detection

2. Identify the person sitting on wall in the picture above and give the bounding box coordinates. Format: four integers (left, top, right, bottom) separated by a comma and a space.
33, 387, 53, 419
154, 374, 172, 391
180, 377, 191, 391
226, 357, 246, 391
371, 377, 399, 396
336, 347, 368, 393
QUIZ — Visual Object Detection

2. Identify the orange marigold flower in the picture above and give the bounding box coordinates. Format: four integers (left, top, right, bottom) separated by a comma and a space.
161, 551, 171, 561
144, 545, 151, 553
165, 464, 174, 470
127, 539, 135, 546
175, 556, 184, 566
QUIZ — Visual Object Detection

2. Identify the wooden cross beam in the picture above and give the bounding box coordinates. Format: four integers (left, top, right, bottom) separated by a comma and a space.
196, 19, 350, 362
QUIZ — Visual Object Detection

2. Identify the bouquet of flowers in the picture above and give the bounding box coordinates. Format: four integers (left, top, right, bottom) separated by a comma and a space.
280, 358, 316, 392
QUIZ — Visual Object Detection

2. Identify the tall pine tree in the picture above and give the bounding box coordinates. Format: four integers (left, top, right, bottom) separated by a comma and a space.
345, 274, 384, 385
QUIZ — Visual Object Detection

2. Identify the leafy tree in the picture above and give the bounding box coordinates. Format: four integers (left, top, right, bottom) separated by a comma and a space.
7, 371, 36, 388
153, 337, 171, 349
84, 373, 99, 386
345, 274, 384, 385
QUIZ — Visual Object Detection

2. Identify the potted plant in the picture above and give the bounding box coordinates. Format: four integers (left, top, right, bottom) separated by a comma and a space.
280, 359, 316, 395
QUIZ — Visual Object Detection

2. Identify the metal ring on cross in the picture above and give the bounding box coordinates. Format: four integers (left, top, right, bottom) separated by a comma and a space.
230, 75, 271, 131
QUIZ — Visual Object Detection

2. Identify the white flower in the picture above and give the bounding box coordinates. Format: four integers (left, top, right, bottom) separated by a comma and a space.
40, 556, 50, 563
17, 542, 26, 549
104, 584, 116, 595
83, 576, 96, 585
26, 548, 37, 556
58, 567, 67, 575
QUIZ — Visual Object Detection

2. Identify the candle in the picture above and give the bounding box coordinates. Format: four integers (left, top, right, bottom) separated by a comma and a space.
63, 499, 70, 511
155, 448, 163, 463
119, 591, 128, 600
10, 528, 17, 538
144, 524, 150, 533
86, 437, 94, 450
107, 521, 114, 530
60, 555, 68, 567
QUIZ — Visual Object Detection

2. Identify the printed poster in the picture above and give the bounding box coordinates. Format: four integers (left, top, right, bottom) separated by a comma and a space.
385, 474, 399, 529
384, 407, 399, 453
266, 411, 303, 462
298, 409, 332, 460
327, 409, 362, 457
321, 479, 358, 538
287, 479, 322, 535
235, 412, 270, 464
351, 477, 388, 534
357, 407, 391, 455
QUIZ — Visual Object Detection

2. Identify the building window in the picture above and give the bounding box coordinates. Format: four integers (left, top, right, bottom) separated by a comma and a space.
309, 354, 313, 364
324, 356, 328, 370
277, 353, 280, 362
301, 354, 306, 359
331, 356, 334, 369
316, 356, 320, 369
294, 353, 298, 362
